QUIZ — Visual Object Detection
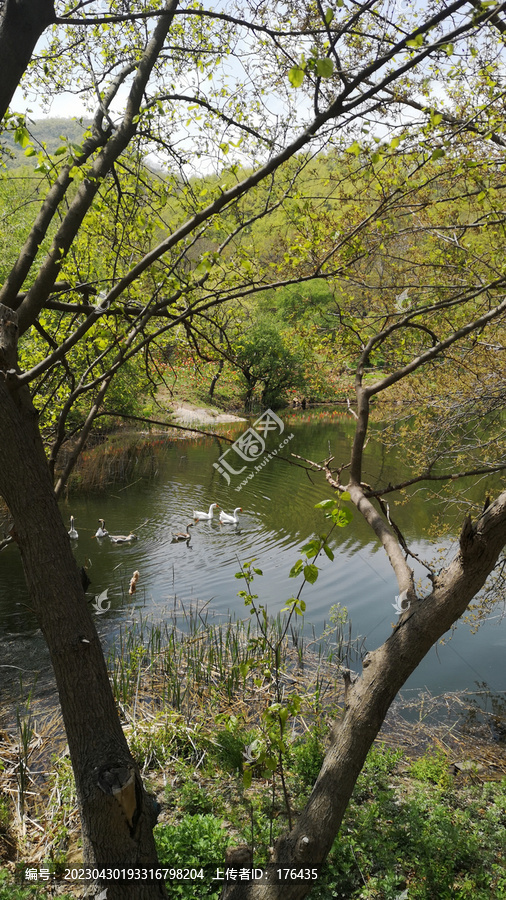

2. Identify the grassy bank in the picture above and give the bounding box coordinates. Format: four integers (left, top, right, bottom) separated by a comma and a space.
1, 603, 505, 898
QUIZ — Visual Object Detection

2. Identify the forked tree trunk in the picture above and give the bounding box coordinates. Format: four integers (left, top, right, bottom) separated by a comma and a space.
222, 494, 506, 900
0, 306, 167, 899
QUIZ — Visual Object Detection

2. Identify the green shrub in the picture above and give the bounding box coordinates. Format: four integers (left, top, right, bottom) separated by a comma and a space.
291, 728, 325, 789
155, 813, 230, 898
178, 780, 215, 815
214, 729, 245, 773
0, 869, 73, 899
409, 746, 451, 789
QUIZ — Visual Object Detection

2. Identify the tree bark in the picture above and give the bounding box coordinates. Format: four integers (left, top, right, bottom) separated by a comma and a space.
0, 305, 167, 899
222, 492, 506, 900
0, 0, 56, 122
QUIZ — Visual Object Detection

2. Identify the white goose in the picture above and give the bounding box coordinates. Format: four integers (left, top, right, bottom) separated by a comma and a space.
109, 532, 137, 544
193, 502, 220, 521
95, 518, 108, 538
68, 516, 78, 539
219, 507, 242, 524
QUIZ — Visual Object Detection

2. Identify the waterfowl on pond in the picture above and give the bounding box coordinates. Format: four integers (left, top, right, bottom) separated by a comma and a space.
193, 502, 220, 521
171, 523, 194, 543
68, 516, 78, 539
129, 570, 140, 595
95, 519, 108, 538
109, 532, 137, 544
219, 507, 242, 524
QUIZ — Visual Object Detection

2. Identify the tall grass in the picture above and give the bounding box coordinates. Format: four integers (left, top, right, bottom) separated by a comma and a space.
14, 677, 38, 830
65, 434, 171, 493
106, 601, 363, 741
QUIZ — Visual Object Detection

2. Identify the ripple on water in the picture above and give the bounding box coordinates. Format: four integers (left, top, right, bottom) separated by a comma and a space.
1, 417, 504, 705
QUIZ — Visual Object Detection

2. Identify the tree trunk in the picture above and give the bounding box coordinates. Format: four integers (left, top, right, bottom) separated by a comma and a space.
0, 0, 56, 122
209, 359, 224, 401
221, 493, 506, 900
0, 306, 167, 899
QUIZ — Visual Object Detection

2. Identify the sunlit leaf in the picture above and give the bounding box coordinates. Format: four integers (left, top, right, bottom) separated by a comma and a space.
331, 508, 353, 527
288, 65, 305, 88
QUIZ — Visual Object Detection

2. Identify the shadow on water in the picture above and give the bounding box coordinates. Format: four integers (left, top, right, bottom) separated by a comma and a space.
0, 410, 504, 726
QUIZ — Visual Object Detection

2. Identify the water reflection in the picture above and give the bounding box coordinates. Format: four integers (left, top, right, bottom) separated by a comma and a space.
0, 412, 504, 708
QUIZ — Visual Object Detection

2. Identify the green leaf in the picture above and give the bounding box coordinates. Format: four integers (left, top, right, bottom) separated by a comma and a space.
239, 661, 250, 679
346, 140, 361, 157
304, 563, 319, 584
243, 767, 252, 789
323, 544, 335, 561
331, 507, 353, 527
289, 559, 304, 578
288, 66, 305, 88
316, 58, 334, 78
300, 539, 321, 556
14, 126, 30, 148
340, 491, 351, 502
315, 499, 336, 509
431, 148, 445, 160
325, 8, 334, 24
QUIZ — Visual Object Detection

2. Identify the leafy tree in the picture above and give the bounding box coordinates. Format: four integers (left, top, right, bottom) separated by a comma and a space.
232, 321, 305, 409
0, 2, 506, 899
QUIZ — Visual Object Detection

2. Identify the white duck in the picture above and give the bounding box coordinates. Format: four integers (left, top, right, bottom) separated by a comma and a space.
109, 532, 137, 544
68, 516, 78, 539
193, 502, 220, 521
95, 518, 109, 538
219, 507, 242, 524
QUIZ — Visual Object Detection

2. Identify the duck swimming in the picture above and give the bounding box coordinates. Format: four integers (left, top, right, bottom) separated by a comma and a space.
95, 519, 108, 538
171, 523, 194, 543
193, 503, 220, 521
219, 507, 242, 524
109, 532, 137, 544
129, 570, 140, 595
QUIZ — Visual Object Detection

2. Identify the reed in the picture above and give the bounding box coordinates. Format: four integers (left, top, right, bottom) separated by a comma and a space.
14, 677, 38, 830
105, 599, 362, 746
65, 434, 170, 493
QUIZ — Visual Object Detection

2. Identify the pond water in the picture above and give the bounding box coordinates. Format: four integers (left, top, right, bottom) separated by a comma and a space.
0, 409, 504, 714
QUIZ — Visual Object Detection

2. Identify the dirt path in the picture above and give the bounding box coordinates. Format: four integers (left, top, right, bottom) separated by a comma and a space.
169, 401, 247, 426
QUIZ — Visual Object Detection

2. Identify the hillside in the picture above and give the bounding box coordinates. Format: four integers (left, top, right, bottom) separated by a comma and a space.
1, 116, 91, 167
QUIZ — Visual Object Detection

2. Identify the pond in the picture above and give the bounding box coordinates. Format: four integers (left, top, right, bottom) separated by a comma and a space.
0, 409, 504, 714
